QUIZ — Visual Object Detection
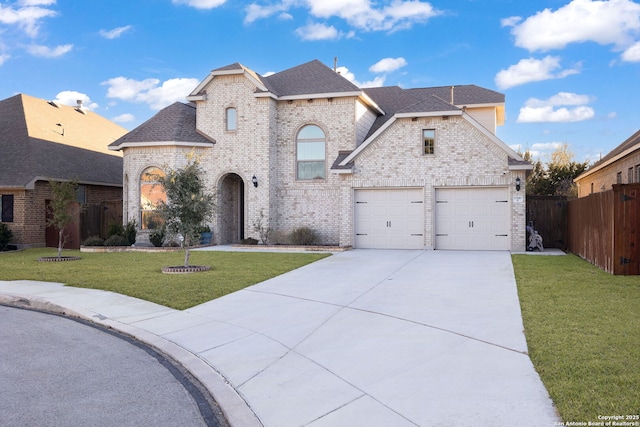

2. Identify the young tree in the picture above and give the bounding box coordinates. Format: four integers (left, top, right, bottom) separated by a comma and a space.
156, 156, 215, 267
47, 180, 79, 258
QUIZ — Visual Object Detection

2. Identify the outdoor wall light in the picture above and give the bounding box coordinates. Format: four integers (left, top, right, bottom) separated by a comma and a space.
515, 177, 521, 192
252, 175, 258, 188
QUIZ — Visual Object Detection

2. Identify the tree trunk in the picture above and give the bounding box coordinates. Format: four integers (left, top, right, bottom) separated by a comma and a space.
57, 230, 63, 258
184, 248, 191, 267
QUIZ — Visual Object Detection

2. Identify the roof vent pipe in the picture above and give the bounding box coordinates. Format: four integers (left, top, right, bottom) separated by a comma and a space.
450, 86, 454, 104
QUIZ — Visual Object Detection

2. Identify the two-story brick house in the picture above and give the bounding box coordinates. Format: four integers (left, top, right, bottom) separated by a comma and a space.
110, 60, 531, 251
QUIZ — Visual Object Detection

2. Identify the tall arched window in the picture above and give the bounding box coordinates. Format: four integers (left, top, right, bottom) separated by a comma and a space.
226, 107, 237, 131
140, 167, 166, 229
296, 125, 326, 180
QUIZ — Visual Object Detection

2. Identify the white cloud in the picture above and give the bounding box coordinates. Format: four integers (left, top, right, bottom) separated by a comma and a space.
531, 142, 564, 151
507, 0, 640, 53
495, 56, 580, 89
99, 25, 132, 39
622, 41, 640, 61
0, 2, 58, 37
245, 2, 293, 24
0, 53, 10, 65
18, 0, 56, 5
112, 113, 135, 123
172, 0, 227, 9
517, 92, 595, 123
26, 43, 72, 57
53, 91, 99, 110
336, 66, 386, 88
369, 57, 407, 73
246, 0, 441, 33
102, 76, 199, 110
295, 22, 341, 40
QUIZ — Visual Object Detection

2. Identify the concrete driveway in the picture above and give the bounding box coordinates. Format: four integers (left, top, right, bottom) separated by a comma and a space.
0, 249, 560, 426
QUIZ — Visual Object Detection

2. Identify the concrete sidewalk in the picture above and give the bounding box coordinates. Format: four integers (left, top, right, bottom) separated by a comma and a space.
0, 249, 560, 426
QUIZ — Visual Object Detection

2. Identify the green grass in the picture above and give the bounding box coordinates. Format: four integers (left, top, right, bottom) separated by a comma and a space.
512, 254, 640, 423
0, 248, 330, 310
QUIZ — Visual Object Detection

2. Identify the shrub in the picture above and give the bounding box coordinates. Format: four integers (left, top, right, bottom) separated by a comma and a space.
289, 227, 318, 246
149, 227, 165, 247
107, 221, 125, 238
0, 223, 13, 251
240, 237, 258, 245
124, 219, 137, 245
82, 236, 104, 246
103, 234, 130, 246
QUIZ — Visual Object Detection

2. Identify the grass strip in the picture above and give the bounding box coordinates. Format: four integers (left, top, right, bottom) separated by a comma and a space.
0, 248, 330, 310
512, 254, 640, 422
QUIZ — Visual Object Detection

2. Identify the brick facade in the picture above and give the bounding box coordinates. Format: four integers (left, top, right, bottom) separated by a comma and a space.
118, 63, 528, 251
576, 151, 640, 197
1, 181, 122, 248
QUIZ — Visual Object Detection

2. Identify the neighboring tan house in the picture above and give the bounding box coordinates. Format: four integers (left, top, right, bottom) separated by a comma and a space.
0, 94, 126, 248
110, 59, 531, 251
574, 129, 640, 197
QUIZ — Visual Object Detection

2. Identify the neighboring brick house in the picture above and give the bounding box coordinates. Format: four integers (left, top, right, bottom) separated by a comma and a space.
110, 60, 531, 251
0, 94, 126, 248
574, 129, 640, 197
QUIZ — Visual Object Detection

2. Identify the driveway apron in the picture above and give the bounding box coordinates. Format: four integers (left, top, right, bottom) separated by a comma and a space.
182, 249, 559, 426
0, 249, 560, 426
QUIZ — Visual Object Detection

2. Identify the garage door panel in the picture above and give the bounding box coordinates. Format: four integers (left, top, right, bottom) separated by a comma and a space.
435, 188, 509, 251
354, 189, 424, 249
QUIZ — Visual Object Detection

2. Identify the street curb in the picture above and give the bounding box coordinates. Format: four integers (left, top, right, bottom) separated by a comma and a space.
0, 293, 262, 427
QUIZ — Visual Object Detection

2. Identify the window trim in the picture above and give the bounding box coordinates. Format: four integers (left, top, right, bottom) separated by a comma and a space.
422, 129, 435, 155
296, 124, 326, 181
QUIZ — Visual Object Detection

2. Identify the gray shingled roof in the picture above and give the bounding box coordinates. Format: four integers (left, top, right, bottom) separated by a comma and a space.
109, 102, 215, 148
406, 85, 505, 106
260, 60, 361, 97
0, 94, 123, 188
588, 129, 640, 170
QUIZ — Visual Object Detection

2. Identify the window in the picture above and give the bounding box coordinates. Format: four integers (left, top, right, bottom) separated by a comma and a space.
617, 172, 622, 184
636, 165, 640, 183
296, 125, 326, 180
140, 167, 166, 229
1, 195, 14, 222
225, 107, 237, 131
423, 129, 435, 155
590, 183, 594, 194
76, 185, 87, 204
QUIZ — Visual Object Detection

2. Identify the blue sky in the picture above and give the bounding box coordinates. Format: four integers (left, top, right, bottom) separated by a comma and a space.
2, 0, 640, 164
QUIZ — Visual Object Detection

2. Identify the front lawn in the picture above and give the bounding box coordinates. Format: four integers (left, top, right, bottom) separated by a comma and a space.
512, 254, 640, 423
0, 248, 330, 310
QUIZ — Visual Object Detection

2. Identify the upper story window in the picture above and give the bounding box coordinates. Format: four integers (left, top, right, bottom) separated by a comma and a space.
140, 167, 166, 229
616, 172, 622, 184
225, 107, 237, 131
423, 129, 435, 155
296, 125, 326, 180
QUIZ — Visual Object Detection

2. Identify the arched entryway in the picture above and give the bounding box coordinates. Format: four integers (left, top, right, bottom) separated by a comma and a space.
217, 173, 245, 244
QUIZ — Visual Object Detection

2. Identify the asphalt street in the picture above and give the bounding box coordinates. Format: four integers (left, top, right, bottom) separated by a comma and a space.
0, 305, 227, 427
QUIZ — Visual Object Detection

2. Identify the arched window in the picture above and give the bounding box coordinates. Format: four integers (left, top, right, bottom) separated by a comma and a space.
296, 125, 326, 180
140, 167, 166, 229
226, 107, 237, 131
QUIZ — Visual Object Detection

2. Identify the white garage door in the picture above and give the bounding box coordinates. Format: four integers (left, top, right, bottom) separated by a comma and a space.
354, 188, 424, 249
435, 188, 510, 250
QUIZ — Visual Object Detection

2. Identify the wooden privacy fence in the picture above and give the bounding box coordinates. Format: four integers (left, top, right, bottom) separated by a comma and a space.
568, 184, 639, 275
526, 196, 568, 250
80, 200, 123, 242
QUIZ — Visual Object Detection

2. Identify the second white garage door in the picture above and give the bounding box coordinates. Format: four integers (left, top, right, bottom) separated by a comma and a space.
354, 188, 424, 249
435, 187, 510, 250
